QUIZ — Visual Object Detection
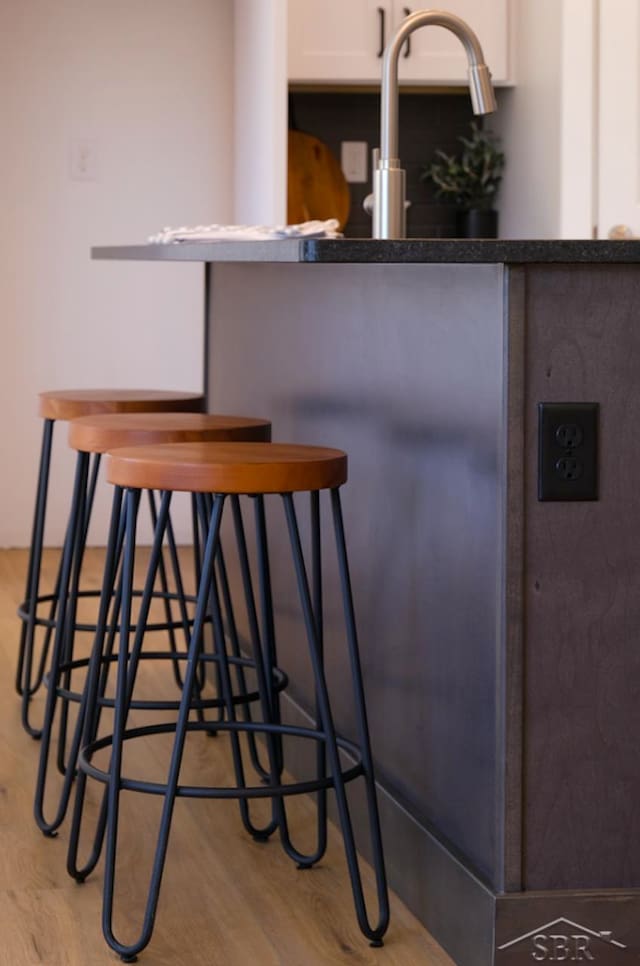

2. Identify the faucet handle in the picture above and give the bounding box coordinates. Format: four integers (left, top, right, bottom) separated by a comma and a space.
363, 192, 411, 217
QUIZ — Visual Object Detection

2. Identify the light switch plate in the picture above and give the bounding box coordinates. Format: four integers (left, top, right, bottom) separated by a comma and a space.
70, 139, 99, 181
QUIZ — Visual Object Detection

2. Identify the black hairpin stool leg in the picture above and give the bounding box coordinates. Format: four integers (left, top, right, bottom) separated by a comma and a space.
17, 418, 55, 737
283, 490, 389, 945
33, 451, 90, 835
100, 492, 225, 962
278, 490, 328, 868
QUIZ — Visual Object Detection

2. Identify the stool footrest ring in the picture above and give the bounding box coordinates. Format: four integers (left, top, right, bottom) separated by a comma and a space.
79, 720, 364, 799
18, 587, 204, 635
48, 652, 288, 711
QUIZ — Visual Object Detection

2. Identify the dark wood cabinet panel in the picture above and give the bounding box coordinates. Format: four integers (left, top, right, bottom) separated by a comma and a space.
522, 265, 640, 890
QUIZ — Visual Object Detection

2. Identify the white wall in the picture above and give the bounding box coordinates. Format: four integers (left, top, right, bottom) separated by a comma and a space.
558, 0, 596, 238
234, 0, 288, 225
493, 0, 595, 239
0, 0, 234, 546
493, 0, 562, 238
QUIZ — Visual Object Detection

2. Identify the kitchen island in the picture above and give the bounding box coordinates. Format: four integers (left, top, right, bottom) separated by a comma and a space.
93, 239, 640, 966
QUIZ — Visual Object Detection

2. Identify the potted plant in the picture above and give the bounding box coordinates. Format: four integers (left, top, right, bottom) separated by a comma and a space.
421, 123, 505, 238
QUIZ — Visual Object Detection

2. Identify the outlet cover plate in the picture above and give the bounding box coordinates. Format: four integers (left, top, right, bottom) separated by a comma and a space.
538, 402, 599, 501
340, 141, 368, 183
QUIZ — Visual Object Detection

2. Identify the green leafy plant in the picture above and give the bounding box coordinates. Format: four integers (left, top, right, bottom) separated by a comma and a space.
421, 123, 505, 211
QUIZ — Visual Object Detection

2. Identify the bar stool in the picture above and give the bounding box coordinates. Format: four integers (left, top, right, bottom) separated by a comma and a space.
33, 412, 274, 840
17, 389, 205, 737
68, 441, 389, 961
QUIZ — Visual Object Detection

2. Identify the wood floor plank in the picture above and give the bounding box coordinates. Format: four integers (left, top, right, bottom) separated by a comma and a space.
0, 548, 454, 965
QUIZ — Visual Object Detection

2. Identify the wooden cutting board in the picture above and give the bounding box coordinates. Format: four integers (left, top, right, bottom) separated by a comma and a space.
287, 129, 350, 229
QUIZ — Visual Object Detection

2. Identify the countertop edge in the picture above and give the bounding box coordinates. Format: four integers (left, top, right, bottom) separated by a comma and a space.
91, 241, 305, 263
91, 239, 640, 265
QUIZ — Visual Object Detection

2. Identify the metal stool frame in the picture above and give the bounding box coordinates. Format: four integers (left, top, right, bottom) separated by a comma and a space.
16, 422, 199, 738
69, 479, 389, 961
31, 450, 197, 836
33, 455, 286, 840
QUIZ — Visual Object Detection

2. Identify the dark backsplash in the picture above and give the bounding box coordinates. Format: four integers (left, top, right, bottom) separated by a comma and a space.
289, 90, 479, 239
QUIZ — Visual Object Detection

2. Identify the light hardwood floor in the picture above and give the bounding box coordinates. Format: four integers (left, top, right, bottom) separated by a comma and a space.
0, 548, 453, 966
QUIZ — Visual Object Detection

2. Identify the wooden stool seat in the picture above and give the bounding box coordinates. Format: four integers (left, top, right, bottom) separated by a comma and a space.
107, 442, 348, 494
31, 412, 278, 842
68, 413, 271, 454
16, 386, 202, 737
73, 436, 388, 960
38, 389, 204, 422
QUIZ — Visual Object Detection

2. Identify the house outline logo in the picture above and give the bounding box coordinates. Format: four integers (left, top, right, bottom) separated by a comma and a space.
497, 917, 627, 959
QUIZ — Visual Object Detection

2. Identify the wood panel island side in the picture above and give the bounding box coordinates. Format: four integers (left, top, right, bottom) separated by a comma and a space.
93, 238, 640, 966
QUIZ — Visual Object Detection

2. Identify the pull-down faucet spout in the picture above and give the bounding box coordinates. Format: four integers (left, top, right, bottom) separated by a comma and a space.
373, 10, 497, 239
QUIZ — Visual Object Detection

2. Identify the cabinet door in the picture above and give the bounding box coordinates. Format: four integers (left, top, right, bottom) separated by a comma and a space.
395, 1, 510, 84
597, 0, 640, 238
288, 0, 391, 84
288, 0, 511, 86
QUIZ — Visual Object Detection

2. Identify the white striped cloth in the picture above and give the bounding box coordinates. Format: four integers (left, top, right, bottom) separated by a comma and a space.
149, 219, 341, 244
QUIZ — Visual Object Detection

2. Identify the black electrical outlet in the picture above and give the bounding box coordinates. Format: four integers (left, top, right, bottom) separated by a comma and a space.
538, 402, 599, 501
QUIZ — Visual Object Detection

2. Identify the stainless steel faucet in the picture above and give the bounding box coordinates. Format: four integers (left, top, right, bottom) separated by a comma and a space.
373, 9, 498, 240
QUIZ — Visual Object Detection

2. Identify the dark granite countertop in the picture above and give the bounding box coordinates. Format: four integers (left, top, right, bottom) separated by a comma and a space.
91, 238, 640, 264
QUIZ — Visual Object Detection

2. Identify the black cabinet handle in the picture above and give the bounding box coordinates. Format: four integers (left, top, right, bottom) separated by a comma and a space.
403, 7, 411, 58
377, 7, 386, 57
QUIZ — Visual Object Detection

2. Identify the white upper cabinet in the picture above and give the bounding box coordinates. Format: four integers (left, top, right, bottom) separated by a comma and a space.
288, 0, 392, 84
287, 0, 512, 85
397, 1, 510, 83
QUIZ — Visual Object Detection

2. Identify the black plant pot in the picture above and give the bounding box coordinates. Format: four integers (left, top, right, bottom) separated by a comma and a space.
455, 208, 498, 239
